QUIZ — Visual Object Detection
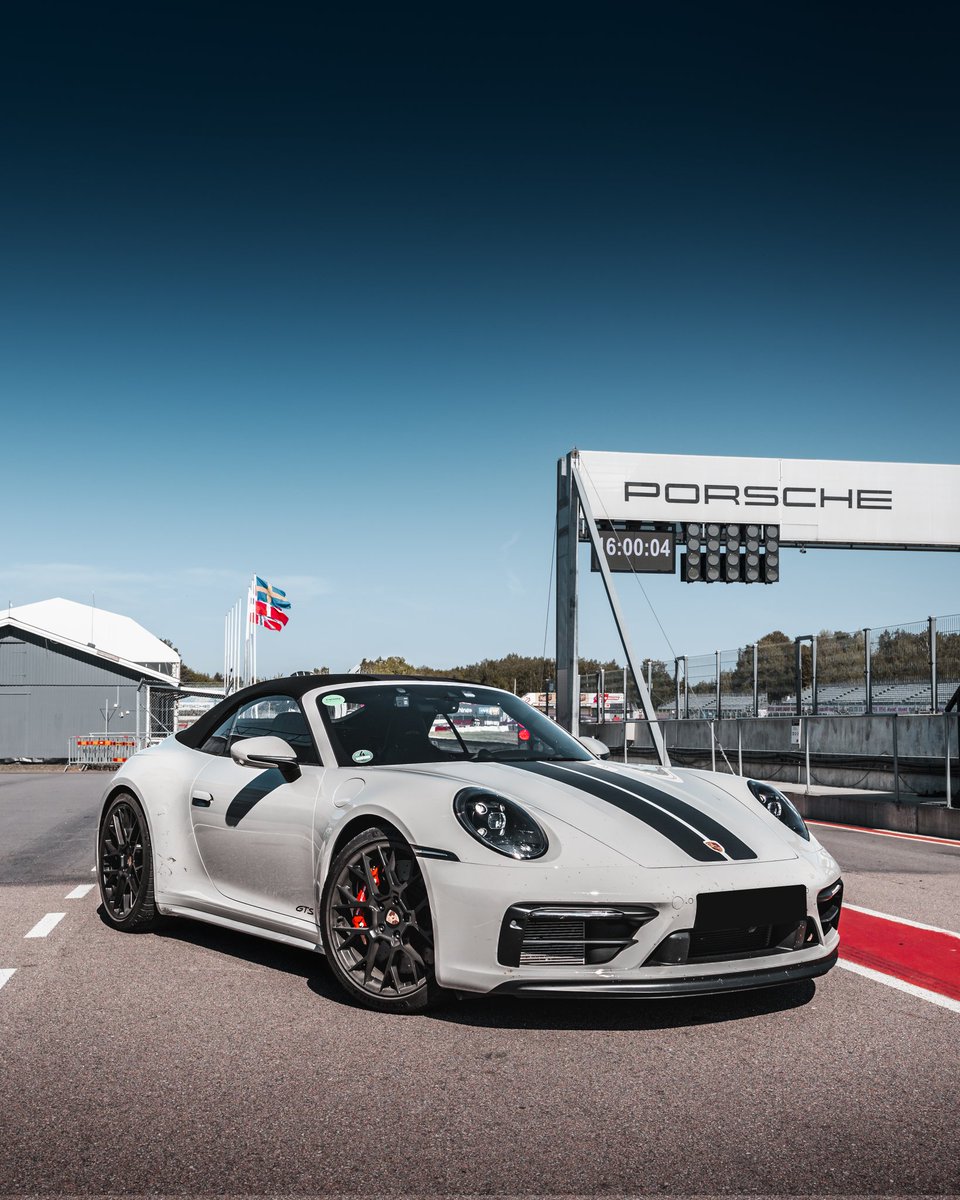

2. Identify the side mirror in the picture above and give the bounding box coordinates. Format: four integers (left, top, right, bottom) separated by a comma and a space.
579, 735, 611, 760
230, 735, 301, 781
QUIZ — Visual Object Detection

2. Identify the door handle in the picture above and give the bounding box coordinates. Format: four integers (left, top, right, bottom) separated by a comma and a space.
191, 790, 213, 808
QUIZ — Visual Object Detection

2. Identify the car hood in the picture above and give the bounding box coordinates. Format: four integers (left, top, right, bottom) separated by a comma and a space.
385, 759, 800, 868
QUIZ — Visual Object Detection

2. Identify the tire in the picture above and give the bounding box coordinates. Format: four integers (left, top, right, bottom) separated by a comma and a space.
321, 826, 443, 1013
97, 791, 162, 932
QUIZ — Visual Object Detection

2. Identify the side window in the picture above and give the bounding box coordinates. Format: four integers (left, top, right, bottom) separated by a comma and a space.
202, 695, 320, 766
199, 710, 239, 756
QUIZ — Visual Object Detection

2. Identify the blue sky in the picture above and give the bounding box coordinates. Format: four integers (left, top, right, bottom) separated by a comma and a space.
1, 3, 957, 675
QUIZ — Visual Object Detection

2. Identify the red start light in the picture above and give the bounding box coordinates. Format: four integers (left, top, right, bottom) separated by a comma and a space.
518, 726, 531, 742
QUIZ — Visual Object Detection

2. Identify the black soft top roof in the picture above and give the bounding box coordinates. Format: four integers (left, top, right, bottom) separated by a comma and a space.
175, 673, 480, 750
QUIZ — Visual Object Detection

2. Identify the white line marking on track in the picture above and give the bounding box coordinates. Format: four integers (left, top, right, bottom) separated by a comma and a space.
0, 969, 16, 991
65, 884, 95, 900
25, 912, 66, 939
838, 959, 960, 1014
808, 820, 960, 848
845, 902, 960, 940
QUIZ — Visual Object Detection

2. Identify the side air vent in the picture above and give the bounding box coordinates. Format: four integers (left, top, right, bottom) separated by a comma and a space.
498, 904, 659, 968
817, 879, 843, 935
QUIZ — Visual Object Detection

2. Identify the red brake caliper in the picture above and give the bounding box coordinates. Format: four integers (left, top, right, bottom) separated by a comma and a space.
352, 864, 381, 928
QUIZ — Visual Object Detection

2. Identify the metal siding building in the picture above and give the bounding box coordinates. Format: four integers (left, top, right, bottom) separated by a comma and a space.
0, 600, 180, 761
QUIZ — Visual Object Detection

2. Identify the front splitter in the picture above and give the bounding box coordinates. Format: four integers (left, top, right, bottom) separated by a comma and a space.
490, 948, 838, 998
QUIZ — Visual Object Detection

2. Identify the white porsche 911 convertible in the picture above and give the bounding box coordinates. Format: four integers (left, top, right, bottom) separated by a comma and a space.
97, 675, 842, 1012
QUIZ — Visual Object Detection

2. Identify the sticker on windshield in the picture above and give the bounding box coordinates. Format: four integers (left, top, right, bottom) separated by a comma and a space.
322, 694, 346, 707
352, 749, 374, 764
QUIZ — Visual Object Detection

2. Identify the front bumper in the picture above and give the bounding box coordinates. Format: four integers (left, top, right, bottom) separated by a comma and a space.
422, 854, 842, 995
490, 946, 838, 998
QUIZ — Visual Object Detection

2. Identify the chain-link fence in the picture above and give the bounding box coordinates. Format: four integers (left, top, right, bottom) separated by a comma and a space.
757, 636, 794, 714
626, 613, 959, 719
817, 628, 867, 713
870, 619, 931, 711
684, 653, 716, 718
574, 613, 957, 736
936, 614, 960, 709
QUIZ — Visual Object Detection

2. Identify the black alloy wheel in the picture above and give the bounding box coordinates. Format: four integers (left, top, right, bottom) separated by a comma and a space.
98, 792, 161, 931
321, 827, 441, 1013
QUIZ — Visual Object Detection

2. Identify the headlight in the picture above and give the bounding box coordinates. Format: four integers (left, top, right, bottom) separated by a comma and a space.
747, 780, 809, 841
453, 788, 548, 859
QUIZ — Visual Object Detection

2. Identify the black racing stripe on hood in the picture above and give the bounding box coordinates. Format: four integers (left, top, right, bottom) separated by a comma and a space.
507, 760, 727, 862
563, 762, 758, 861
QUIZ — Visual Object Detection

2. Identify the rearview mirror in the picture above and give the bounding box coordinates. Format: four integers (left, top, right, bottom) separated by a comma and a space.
579, 735, 611, 760
230, 735, 301, 781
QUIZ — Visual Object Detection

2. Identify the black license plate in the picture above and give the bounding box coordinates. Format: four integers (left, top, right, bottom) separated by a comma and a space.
695, 885, 806, 932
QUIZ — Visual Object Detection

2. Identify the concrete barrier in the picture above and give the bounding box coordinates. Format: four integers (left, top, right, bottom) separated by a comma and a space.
586, 712, 959, 798
779, 788, 960, 838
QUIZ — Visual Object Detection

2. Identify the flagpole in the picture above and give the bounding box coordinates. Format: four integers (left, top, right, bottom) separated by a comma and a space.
247, 576, 257, 684
251, 576, 257, 682
236, 600, 242, 689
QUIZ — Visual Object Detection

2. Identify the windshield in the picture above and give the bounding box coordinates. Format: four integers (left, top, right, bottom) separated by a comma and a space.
316, 683, 593, 768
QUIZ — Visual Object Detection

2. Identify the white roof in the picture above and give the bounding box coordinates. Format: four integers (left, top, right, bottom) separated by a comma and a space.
2, 598, 180, 683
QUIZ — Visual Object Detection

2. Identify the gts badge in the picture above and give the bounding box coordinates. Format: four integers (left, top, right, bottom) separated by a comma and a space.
296, 905, 315, 916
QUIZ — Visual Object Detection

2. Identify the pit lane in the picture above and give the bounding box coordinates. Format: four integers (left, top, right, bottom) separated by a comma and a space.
0, 773, 958, 1195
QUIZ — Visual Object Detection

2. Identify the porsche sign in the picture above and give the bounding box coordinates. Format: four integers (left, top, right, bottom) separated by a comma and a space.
574, 451, 960, 549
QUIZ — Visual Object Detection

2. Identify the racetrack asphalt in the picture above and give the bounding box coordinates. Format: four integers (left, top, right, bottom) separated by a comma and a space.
0, 772, 958, 1196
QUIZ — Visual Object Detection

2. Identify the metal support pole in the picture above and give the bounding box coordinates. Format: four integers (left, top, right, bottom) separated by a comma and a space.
804, 718, 811, 794
710, 721, 716, 773
623, 668, 628, 763
811, 636, 818, 716
737, 720, 743, 776
145, 684, 151, 742
945, 712, 952, 808
929, 615, 938, 712
674, 658, 681, 719
555, 454, 579, 735
598, 667, 605, 724
646, 658, 653, 702
714, 649, 721, 720
683, 656, 689, 720
752, 643, 759, 717
892, 713, 900, 803
864, 628, 872, 714
571, 461, 669, 766
795, 637, 803, 717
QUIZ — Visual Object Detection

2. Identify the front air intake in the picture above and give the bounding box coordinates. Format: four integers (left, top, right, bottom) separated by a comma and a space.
817, 879, 843, 935
518, 918, 586, 965
498, 904, 659, 968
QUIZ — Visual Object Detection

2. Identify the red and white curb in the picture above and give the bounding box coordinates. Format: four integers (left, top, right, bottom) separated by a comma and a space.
838, 904, 960, 1013
809, 819, 960, 849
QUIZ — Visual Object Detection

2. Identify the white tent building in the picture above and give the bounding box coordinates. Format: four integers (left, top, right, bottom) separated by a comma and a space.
0, 598, 181, 761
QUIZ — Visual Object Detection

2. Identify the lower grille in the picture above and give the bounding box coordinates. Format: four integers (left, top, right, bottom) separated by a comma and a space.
690, 925, 773, 957
519, 919, 586, 965
498, 904, 659, 968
